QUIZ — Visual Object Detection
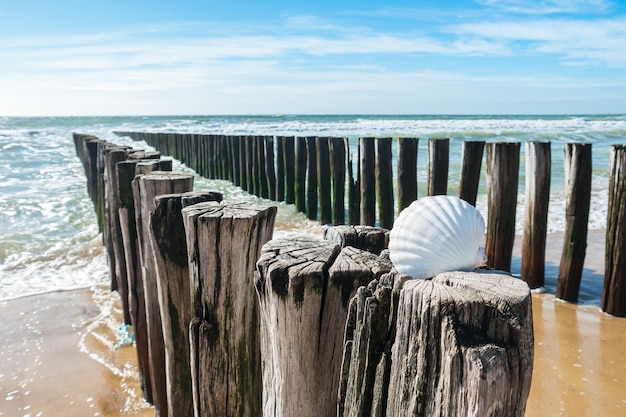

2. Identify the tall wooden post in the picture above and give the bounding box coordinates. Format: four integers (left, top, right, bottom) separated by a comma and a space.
116, 156, 163, 405
397, 137, 418, 212
265, 136, 276, 201
485, 142, 520, 272
556, 143, 592, 302
133, 171, 195, 416
256, 235, 393, 417
360, 137, 376, 226
182, 201, 276, 417
276, 136, 285, 202
148, 191, 222, 417
428, 138, 449, 196
306, 136, 318, 220
340, 270, 534, 417
376, 137, 394, 229
458, 141, 485, 206
258, 136, 269, 199
602, 145, 626, 316
283, 136, 296, 205
522, 141, 551, 289
317, 137, 333, 224
295, 137, 307, 212
348, 138, 360, 225
331, 137, 346, 225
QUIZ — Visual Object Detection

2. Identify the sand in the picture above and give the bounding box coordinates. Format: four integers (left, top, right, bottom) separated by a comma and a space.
1, 230, 625, 417
0, 288, 152, 417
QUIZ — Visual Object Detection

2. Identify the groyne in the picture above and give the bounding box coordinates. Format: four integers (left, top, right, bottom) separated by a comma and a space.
113, 132, 626, 313
73, 132, 535, 416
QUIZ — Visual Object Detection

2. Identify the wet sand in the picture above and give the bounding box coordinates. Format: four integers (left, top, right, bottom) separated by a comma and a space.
0, 287, 152, 417
1, 230, 625, 416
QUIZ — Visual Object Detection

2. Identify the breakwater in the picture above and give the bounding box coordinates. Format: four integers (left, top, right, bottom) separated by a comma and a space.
114, 131, 626, 314
74, 132, 536, 417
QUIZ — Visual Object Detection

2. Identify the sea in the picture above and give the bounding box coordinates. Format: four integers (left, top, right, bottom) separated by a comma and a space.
2, 114, 626, 303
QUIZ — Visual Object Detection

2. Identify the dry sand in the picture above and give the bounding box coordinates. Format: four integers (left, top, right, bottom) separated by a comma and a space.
1, 229, 625, 417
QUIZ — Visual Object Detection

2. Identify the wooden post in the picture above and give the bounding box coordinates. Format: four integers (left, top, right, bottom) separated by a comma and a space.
232, 136, 241, 187
522, 141, 551, 289
397, 137, 418, 212
323, 225, 389, 255
556, 143, 592, 302
245, 136, 254, 193
284, 136, 297, 205
376, 137, 394, 229
360, 137, 376, 226
295, 137, 307, 212
276, 136, 285, 201
428, 138, 449, 196
602, 144, 626, 316
306, 136, 318, 220
485, 142, 520, 272
133, 171, 195, 416
148, 191, 222, 417
458, 141, 485, 206
115, 157, 162, 404
348, 138, 360, 225
265, 136, 276, 201
183, 201, 276, 417
331, 137, 346, 225
339, 270, 534, 417
255, 235, 393, 417
258, 136, 269, 199
107, 146, 135, 324
317, 136, 332, 224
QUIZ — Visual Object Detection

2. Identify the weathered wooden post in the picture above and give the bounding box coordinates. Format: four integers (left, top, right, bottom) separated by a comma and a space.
255, 235, 393, 417
331, 137, 347, 225
183, 201, 276, 417
458, 140, 485, 206
306, 136, 318, 220
556, 143, 592, 302
348, 139, 360, 225
376, 137, 394, 229
339, 270, 534, 417
602, 144, 626, 316
258, 136, 269, 199
276, 136, 285, 201
148, 191, 222, 417
133, 171, 195, 416
323, 225, 389, 255
360, 137, 376, 226
397, 137, 418, 212
295, 137, 307, 212
317, 136, 333, 224
522, 141, 551, 289
428, 138, 449, 196
283, 136, 296, 205
485, 142, 520, 272
265, 136, 276, 201
115, 155, 162, 404
231, 135, 241, 187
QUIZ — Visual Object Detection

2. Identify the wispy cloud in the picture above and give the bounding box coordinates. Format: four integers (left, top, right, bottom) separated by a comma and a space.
453, 17, 626, 66
474, 0, 614, 14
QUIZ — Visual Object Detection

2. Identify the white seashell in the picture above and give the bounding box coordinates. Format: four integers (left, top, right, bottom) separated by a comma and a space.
389, 195, 486, 279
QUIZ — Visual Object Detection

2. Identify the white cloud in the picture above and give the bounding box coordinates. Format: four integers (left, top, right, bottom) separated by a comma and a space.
453, 18, 626, 66
474, 0, 613, 14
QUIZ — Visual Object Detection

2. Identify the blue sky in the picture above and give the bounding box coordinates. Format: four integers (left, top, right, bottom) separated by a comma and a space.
1, 0, 625, 115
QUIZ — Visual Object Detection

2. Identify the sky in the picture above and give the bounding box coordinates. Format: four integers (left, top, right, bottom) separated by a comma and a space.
0, 0, 625, 116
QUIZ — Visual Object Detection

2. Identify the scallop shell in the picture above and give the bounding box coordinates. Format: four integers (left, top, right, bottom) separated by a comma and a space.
389, 195, 486, 279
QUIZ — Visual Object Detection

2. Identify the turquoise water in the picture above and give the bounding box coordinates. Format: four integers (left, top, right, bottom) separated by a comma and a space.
1, 114, 625, 300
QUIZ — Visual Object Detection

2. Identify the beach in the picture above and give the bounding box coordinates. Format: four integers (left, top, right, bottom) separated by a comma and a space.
1, 230, 625, 417
2, 114, 626, 416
